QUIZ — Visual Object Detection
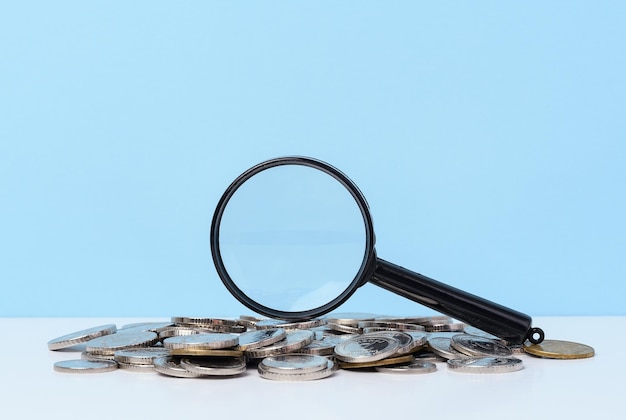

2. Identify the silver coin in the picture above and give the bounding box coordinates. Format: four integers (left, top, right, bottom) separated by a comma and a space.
413, 351, 448, 363
176, 323, 246, 333
238, 315, 263, 328
259, 354, 329, 374
258, 359, 335, 381
425, 323, 465, 332
324, 312, 378, 326
81, 351, 115, 361
239, 315, 265, 322
374, 315, 432, 323
171, 316, 241, 326
158, 326, 212, 340
334, 333, 400, 363
153, 356, 205, 378
173, 317, 246, 333
447, 357, 523, 373
255, 318, 325, 330
117, 361, 155, 372
85, 331, 159, 355
358, 321, 425, 331
163, 333, 239, 350
245, 330, 315, 360
373, 331, 418, 356
113, 348, 171, 365
121, 322, 155, 329
236, 328, 286, 351
239, 315, 263, 322
180, 357, 247, 376
411, 316, 454, 326
362, 326, 426, 334
427, 336, 468, 360
300, 335, 354, 356
406, 331, 428, 347
309, 325, 331, 339
117, 322, 174, 334
450, 334, 513, 357
289, 318, 326, 329
375, 360, 437, 374
326, 323, 362, 334
362, 327, 399, 334
462, 325, 506, 342
48, 324, 117, 350
53, 359, 118, 374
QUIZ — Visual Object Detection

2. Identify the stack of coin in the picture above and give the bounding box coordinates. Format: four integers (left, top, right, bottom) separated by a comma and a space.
257, 354, 335, 381
47, 313, 595, 379
153, 355, 248, 378
157, 330, 246, 377
334, 333, 415, 369
323, 312, 375, 334
244, 330, 316, 360
114, 348, 170, 372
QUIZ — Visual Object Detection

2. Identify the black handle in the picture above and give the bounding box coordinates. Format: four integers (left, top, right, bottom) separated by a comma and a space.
370, 258, 537, 344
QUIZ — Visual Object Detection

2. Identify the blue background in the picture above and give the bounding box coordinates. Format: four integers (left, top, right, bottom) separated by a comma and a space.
1, 2, 624, 317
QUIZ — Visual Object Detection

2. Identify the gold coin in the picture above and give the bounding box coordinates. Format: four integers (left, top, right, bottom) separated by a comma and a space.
168, 348, 244, 357
523, 339, 595, 360
338, 355, 414, 369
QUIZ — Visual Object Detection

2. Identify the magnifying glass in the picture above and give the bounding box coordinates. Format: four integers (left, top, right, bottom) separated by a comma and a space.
210, 156, 544, 345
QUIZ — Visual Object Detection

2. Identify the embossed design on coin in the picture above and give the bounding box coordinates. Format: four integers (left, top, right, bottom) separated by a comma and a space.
245, 330, 315, 359
300, 335, 353, 356
451, 334, 513, 357
374, 331, 419, 356
236, 328, 286, 351
334, 334, 400, 363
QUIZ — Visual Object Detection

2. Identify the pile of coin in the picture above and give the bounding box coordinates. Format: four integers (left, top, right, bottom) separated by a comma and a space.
48, 312, 595, 380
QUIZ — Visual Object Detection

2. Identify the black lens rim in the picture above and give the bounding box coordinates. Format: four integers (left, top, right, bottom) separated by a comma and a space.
210, 156, 376, 320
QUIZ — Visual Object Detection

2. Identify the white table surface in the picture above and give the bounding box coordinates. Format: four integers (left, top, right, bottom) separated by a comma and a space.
2, 316, 621, 419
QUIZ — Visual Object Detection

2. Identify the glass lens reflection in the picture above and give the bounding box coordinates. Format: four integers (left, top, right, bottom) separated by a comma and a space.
218, 165, 367, 312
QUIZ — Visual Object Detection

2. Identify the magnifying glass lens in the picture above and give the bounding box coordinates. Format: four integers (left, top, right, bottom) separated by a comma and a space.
217, 164, 368, 313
